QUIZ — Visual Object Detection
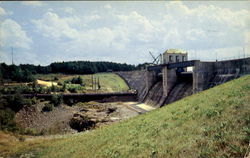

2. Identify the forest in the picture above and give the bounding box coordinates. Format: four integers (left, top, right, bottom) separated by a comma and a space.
0, 61, 137, 82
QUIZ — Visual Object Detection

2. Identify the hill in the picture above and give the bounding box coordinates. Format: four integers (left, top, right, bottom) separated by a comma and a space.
1, 75, 250, 158
35, 73, 130, 92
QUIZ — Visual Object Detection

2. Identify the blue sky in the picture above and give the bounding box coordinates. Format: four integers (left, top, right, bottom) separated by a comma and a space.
0, 1, 250, 66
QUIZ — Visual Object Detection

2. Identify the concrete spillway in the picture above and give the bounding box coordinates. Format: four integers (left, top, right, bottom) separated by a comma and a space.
164, 81, 192, 105
143, 81, 164, 107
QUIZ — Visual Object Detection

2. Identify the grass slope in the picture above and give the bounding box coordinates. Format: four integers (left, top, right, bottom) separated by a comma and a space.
35, 73, 129, 92
3, 75, 250, 158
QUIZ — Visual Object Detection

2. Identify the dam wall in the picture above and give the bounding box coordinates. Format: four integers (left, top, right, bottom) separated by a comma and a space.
193, 61, 215, 92
193, 58, 250, 92
116, 70, 155, 101
117, 58, 250, 107
144, 81, 164, 106
163, 67, 177, 96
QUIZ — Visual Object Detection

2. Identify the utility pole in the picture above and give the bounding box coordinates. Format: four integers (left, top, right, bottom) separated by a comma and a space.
243, 47, 245, 58
243, 47, 246, 75
11, 47, 14, 65
194, 49, 197, 60
94, 77, 96, 91
215, 52, 218, 62
92, 75, 94, 90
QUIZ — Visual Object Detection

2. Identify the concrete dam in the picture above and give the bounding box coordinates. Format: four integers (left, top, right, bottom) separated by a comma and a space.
117, 57, 250, 107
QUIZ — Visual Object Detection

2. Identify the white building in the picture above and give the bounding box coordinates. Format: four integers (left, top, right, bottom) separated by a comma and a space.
162, 49, 188, 64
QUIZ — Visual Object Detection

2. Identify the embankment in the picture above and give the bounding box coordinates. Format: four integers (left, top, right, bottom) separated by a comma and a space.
6, 75, 250, 158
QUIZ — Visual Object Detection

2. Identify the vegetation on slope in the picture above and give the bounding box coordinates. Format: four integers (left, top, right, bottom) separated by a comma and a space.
0, 61, 136, 83
2, 75, 250, 158
1, 73, 129, 94
36, 73, 130, 92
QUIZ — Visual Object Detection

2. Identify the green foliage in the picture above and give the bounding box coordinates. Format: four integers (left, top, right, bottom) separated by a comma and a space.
0, 94, 38, 132
0, 61, 136, 80
62, 83, 66, 92
68, 87, 77, 93
66, 84, 83, 93
34, 73, 129, 93
53, 77, 59, 81
0, 108, 17, 131
0, 84, 52, 95
7, 93, 27, 112
50, 94, 63, 107
42, 103, 54, 112
0, 64, 35, 82
71, 76, 84, 85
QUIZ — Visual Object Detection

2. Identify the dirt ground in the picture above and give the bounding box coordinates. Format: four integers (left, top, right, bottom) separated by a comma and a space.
15, 101, 139, 135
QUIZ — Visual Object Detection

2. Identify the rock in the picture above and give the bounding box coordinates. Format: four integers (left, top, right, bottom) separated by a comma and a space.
69, 113, 95, 132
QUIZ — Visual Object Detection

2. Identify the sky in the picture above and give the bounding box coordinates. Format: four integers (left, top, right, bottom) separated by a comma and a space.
0, 1, 250, 66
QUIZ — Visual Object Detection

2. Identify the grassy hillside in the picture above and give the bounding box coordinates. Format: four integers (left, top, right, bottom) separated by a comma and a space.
2, 75, 250, 158
35, 73, 130, 92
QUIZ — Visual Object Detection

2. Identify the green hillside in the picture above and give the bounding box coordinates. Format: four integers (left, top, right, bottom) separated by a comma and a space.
34, 73, 129, 92
2, 75, 250, 158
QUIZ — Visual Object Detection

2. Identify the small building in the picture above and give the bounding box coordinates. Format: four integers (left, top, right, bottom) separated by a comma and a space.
162, 49, 188, 64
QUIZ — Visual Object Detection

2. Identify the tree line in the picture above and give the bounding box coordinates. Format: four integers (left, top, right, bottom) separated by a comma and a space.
0, 61, 137, 82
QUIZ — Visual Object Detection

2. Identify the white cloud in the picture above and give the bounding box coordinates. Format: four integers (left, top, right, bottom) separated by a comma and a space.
21, 1, 44, 7
32, 12, 79, 40
62, 7, 75, 14
0, 7, 6, 15
188, 46, 248, 61
104, 4, 112, 9
161, 1, 250, 51
0, 19, 32, 49
0, 7, 12, 16
30, 2, 250, 64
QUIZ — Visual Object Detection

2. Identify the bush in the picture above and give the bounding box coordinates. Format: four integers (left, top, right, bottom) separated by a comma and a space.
8, 93, 26, 112
71, 76, 84, 85
0, 108, 18, 131
62, 83, 66, 92
42, 103, 54, 112
53, 77, 59, 81
51, 94, 63, 106
0, 94, 38, 132
68, 87, 77, 93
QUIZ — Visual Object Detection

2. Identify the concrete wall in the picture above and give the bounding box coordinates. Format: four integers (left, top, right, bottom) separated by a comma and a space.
214, 58, 250, 75
116, 70, 155, 101
193, 57, 250, 92
146, 70, 157, 93
163, 67, 177, 96
193, 61, 215, 92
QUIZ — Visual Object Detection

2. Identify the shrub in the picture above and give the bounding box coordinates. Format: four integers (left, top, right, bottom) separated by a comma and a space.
68, 87, 77, 93
71, 76, 84, 85
42, 103, 54, 112
8, 93, 26, 112
62, 83, 66, 92
51, 94, 63, 106
0, 108, 17, 131
53, 77, 59, 81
